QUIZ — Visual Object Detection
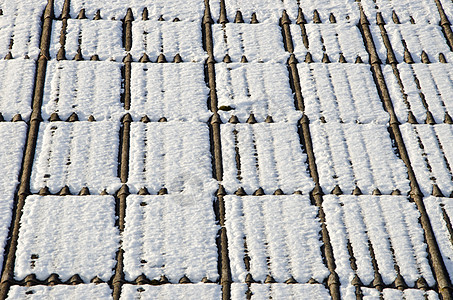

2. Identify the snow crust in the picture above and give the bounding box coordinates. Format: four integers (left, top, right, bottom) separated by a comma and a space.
215, 63, 301, 123
323, 195, 434, 287
128, 122, 216, 194
400, 124, 453, 197
224, 195, 328, 283
291, 24, 368, 63
50, 20, 125, 61
221, 123, 314, 195
120, 284, 221, 300
131, 21, 206, 62
14, 195, 119, 282
0, 59, 35, 120
7, 284, 113, 300
212, 24, 288, 63
230, 283, 331, 300
122, 195, 219, 282
310, 123, 410, 194
357, 288, 439, 300
298, 63, 388, 124
43, 61, 124, 121
31, 121, 122, 194
130, 63, 210, 122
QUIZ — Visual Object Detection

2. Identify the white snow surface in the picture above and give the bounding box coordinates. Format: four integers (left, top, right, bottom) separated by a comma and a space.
120, 284, 221, 300
0, 123, 27, 276
230, 283, 331, 300
53, 0, 205, 21
370, 25, 453, 64
361, 0, 440, 24
43, 60, 124, 121
400, 124, 453, 197
323, 195, 434, 287
14, 195, 119, 282
291, 1, 360, 24
440, 0, 453, 25
383, 63, 453, 124
128, 122, 217, 194
221, 123, 314, 195
130, 63, 211, 122
298, 63, 388, 124
357, 288, 439, 300
215, 63, 301, 123
7, 284, 113, 300
212, 24, 288, 63
122, 195, 219, 282
130, 21, 206, 62
310, 123, 410, 195
50, 20, 125, 61
424, 196, 453, 283
31, 121, 122, 194
224, 195, 329, 283
0, 59, 35, 120
291, 24, 368, 63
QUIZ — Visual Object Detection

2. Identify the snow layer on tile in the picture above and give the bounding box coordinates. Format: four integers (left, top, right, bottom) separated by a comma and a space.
209, 0, 289, 23
323, 195, 434, 287
43, 61, 124, 121
0, 59, 34, 120
291, 24, 368, 63
53, 0, 205, 21
130, 63, 210, 122
14, 195, 119, 282
123, 195, 219, 282
292, 1, 360, 24
50, 20, 125, 61
31, 121, 122, 194
310, 123, 409, 195
130, 21, 206, 62
382, 289, 439, 300
120, 284, 221, 300
212, 24, 288, 63
221, 123, 314, 195
400, 124, 453, 196
383, 63, 453, 124
224, 195, 328, 283
361, 0, 440, 24
230, 283, 330, 300
298, 63, 388, 124
7, 284, 113, 300
215, 63, 301, 123
440, 0, 453, 25
0, 123, 27, 275
128, 122, 216, 194
370, 25, 453, 64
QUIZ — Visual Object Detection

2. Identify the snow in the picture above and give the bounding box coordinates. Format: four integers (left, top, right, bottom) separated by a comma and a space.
440, 0, 453, 24
291, 24, 368, 63
0, 59, 35, 121
298, 63, 388, 124
42, 61, 124, 121
215, 63, 301, 123
30, 121, 122, 195
323, 195, 434, 287
7, 284, 113, 300
53, 0, 205, 21
383, 63, 453, 124
358, 288, 439, 300
131, 21, 206, 62
128, 122, 217, 194
224, 195, 328, 283
50, 20, 125, 61
14, 195, 119, 282
122, 194, 219, 282
293, 1, 359, 24
212, 24, 288, 63
120, 284, 221, 300
370, 25, 453, 64
221, 123, 314, 195
230, 283, 331, 300
130, 63, 211, 122
310, 123, 410, 195
361, 0, 440, 24
0, 123, 27, 275
400, 124, 453, 197
209, 0, 288, 23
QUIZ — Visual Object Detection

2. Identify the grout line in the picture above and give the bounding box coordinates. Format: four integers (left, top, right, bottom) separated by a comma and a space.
357, 4, 453, 298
